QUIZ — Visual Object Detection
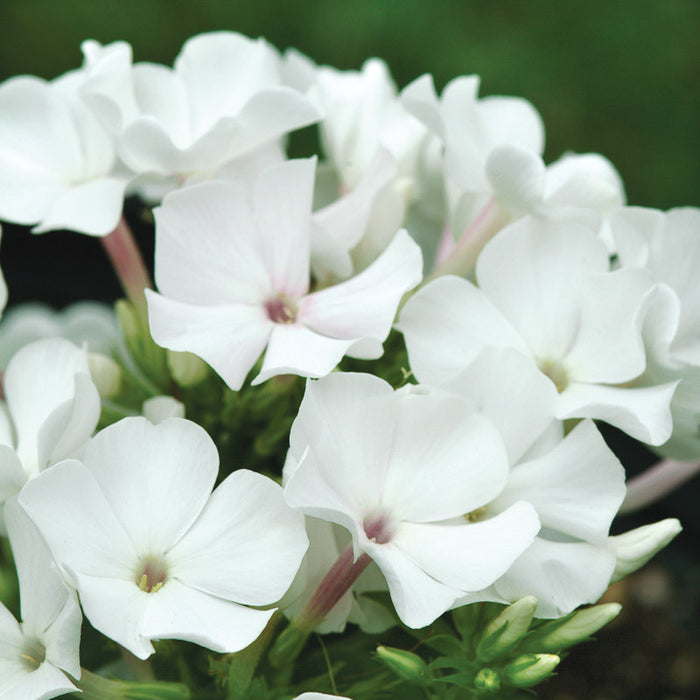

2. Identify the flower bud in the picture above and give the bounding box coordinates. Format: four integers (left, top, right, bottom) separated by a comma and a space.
503, 653, 560, 688
167, 350, 208, 387
518, 603, 621, 654
88, 352, 122, 398
476, 596, 537, 661
473, 667, 500, 694
143, 396, 185, 424
610, 518, 682, 583
115, 299, 140, 345
375, 645, 430, 685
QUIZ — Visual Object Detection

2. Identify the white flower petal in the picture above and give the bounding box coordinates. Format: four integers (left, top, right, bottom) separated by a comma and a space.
382, 390, 509, 522
18, 459, 136, 580
492, 420, 625, 544
0, 661, 77, 700
253, 158, 314, 299
72, 571, 153, 659
557, 380, 677, 445
367, 540, 462, 629
397, 275, 527, 385
153, 181, 268, 304
141, 578, 274, 654
170, 469, 307, 606
300, 229, 422, 346
146, 292, 272, 391
486, 146, 546, 217
83, 417, 218, 556
493, 538, 617, 618
394, 501, 540, 591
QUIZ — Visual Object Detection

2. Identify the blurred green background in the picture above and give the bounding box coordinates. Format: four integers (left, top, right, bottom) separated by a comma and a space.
0, 0, 698, 210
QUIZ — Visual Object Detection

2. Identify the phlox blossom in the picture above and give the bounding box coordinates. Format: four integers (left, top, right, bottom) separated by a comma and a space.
18, 416, 308, 659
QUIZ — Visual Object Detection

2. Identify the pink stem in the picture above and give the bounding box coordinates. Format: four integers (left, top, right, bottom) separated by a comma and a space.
101, 217, 153, 313
297, 544, 371, 632
427, 198, 507, 281
621, 458, 700, 513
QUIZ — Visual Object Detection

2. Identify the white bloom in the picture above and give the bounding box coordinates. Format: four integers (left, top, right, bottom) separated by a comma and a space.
0, 500, 81, 699
0, 72, 129, 235
284, 372, 540, 628
18, 416, 308, 659
146, 158, 422, 390
398, 216, 677, 444
402, 73, 544, 236
81, 33, 320, 180
0, 338, 100, 522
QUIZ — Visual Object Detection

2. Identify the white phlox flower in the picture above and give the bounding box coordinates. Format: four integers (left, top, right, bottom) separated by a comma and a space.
283, 372, 541, 629
436, 349, 627, 617
0, 70, 129, 236
0, 301, 119, 370
398, 215, 678, 445
0, 338, 100, 525
18, 416, 309, 659
146, 158, 423, 391
401, 73, 544, 237
0, 500, 81, 699
608, 206, 700, 457
80, 33, 320, 181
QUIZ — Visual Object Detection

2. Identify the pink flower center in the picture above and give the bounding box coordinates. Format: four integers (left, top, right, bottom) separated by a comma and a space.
362, 512, 395, 544
265, 293, 298, 324
135, 555, 168, 593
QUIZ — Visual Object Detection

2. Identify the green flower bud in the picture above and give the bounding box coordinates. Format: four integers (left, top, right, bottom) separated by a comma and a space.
88, 352, 122, 398
610, 518, 682, 583
375, 645, 430, 685
518, 603, 621, 654
503, 653, 560, 688
167, 350, 208, 387
476, 596, 538, 661
76, 669, 191, 699
473, 667, 501, 694
115, 299, 140, 345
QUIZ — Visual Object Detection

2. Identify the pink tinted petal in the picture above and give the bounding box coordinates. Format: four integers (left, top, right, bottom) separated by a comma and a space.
394, 501, 540, 591
170, 470, 307, 606
83, 417, 218, 555
73, 571, 153, 659
253, 323, 354, 384
493, 538, 616, 618
367, 540, 462, 629
300, 229, 422, 343
397, 275, 527, 385
557, 381, 677, 446
146, 292, 272, 391
493, 420, 625, 544
17, 459, 136, 580
382, 390, 509, 522
253, 158, 314, 298
141, 579, 274, 653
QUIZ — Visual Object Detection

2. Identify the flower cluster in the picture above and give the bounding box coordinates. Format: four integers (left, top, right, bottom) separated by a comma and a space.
0, 30, 693, 700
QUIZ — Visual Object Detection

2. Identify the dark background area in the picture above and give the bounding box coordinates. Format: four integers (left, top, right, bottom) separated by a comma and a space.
1, 2, 699, 697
